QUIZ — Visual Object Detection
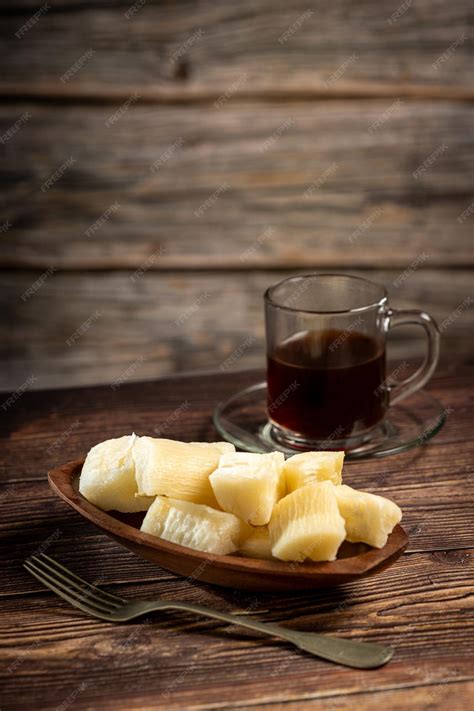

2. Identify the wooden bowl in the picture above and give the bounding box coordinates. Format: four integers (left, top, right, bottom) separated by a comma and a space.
48, 459, 408, 592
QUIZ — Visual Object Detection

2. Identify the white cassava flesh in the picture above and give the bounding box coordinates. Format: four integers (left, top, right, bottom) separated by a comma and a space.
190, 441, 236, 455
334, 484, 402, 548
284, 451, 344, 493
269, 481, 346, 562
133, 437, 224, 506
140, 496, 241, 555
79, 434, 154, 512
210, 452, 285, 525
239, 526, 273, 560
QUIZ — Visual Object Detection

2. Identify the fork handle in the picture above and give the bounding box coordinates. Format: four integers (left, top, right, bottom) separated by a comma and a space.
148, 600, 393, 669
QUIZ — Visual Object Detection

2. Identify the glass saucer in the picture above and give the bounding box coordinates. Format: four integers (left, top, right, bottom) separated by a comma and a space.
213, 382, 446, 460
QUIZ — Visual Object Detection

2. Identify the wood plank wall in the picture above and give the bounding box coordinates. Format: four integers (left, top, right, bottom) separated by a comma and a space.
1, 0, 473, 390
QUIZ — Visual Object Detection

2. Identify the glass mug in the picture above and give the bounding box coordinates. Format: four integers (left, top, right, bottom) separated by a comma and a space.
265, 274, 440, 449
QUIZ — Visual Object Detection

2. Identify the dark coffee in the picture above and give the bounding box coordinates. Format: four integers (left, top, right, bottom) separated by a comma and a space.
267, 329, 387, 441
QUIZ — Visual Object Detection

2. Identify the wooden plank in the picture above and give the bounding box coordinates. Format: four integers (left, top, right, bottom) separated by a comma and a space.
246, 683, 474, 711
1, 269, 472, 390
1, 0, 472, 99
1, 101, 472, 270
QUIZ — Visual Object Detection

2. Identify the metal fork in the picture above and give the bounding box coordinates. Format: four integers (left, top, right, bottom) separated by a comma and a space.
24, 554, 393, 669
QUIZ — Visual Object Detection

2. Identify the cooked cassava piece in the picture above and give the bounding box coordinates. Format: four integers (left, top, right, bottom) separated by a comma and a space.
79, 436, 402, 562
133, 437, 234, 507
79, 434, 154, 513
140, 496, 242, 555
269, 481, 346, 562
238, 526, 273, 560
284, 451, 344, 492
209, 452, 285, 525
190, 441, 236, 455
334, 484, 402, 548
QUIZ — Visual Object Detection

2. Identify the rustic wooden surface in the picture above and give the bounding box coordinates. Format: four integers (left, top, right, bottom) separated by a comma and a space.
1, 100, 473, 271
1, 0, 472, 95
0, 365, 473, 710
2, 268, 473, 390
1, 0, 473, 390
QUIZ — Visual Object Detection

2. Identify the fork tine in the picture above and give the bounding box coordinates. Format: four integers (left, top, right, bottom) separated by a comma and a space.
24, 560, 116, 620
30, 555, 122, 611
36, 553, 124, 605
25, 558, 119, 615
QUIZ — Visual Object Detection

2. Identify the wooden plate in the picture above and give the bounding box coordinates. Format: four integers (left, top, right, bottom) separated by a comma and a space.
48, 459, 409, 592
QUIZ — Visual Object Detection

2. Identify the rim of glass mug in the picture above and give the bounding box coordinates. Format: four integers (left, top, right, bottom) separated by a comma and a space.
264, 273, 388, 315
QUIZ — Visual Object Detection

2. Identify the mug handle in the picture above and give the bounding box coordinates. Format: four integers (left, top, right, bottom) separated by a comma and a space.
384, 308, 440, 405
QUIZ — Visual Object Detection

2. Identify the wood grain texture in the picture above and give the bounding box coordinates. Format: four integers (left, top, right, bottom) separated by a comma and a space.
1, 101, 473, 270
1, 0, 473, 98
1, 269, 472, 390
0, 365, 473, 710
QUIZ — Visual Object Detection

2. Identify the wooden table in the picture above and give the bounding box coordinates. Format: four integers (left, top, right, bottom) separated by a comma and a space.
1, 365, 473, 710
